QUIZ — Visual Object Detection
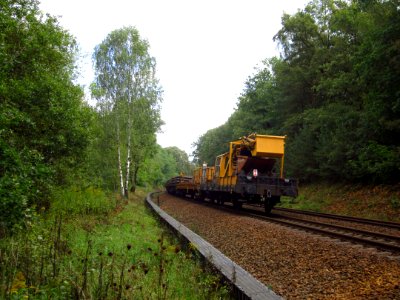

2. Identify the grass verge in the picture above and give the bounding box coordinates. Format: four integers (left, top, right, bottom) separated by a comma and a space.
0, 188, 230, 299
278, 182, 400, 222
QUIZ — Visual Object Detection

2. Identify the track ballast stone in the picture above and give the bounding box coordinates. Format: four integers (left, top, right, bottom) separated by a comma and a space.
159, 194, 400, 299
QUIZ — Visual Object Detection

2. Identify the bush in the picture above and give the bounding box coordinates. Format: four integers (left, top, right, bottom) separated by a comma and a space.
51, 187, 115, 216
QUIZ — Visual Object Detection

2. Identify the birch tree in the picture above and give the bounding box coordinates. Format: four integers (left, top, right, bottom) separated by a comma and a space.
92, 27, 162, 197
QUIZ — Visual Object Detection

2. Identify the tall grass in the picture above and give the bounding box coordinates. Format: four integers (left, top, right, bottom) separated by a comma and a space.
51, 186, 115, 216
0, 188, 230, 299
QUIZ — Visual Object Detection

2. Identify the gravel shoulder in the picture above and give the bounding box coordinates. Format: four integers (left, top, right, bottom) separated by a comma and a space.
158, 193, 400, 299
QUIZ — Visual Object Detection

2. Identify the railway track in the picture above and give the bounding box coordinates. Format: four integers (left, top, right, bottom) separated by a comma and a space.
242, 208, 400, 254
273, 207, 400, 229
160, 193, 400, 299
202, 198, 400, 255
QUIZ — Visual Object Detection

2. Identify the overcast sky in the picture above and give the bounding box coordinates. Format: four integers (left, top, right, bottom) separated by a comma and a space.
39, 0, 308, 156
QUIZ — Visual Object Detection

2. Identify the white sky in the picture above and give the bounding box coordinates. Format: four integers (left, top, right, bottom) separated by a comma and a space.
39, 0, 308, 156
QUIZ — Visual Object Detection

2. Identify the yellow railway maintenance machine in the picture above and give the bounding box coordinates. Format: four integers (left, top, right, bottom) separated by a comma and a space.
199, 133, 298, 213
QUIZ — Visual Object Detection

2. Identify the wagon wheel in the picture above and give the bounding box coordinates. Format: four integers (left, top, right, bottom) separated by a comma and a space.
232, 198, 242, 209
265, 199, 273, 214
265, 196, 280, 214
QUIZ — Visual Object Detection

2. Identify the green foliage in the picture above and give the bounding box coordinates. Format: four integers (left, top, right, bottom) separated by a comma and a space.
0, 143, 51, 233
51, 187, 115, 216
92, 26, 163, 196
193, 0, 400, 184
192, 125, 233, 165
137, 145, 194, 188
0, 0, 92, 231
164, 146, 193, 176
349, 142, 400, 183
0, 190, 230, 299
390, 197, 399, 210
231, 62, 279, 135
278, 183, 400, 222
278, 194, 326, 212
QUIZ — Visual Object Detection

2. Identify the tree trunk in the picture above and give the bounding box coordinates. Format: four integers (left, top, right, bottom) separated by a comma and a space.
118, 145, 125, 197
125, 135, 131, 199
117, 122, 125, 197
125, 73, 133, 199
130, 165, 139, 193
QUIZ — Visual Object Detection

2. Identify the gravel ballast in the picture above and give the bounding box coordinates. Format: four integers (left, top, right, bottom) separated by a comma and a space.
158, 193, 400, 299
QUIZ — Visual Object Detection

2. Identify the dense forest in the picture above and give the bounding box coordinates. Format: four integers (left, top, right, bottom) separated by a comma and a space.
0, 0, 191, 234
193, 0, 399, 185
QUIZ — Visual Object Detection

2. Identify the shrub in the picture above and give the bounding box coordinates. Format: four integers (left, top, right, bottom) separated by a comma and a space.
51, 187, 115, 216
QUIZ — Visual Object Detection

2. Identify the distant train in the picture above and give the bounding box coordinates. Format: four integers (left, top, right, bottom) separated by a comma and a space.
165, 133, 298, 213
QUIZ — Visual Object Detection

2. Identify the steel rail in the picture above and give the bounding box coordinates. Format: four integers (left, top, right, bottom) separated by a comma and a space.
273, 207, 400, 229
240, 209, 400, 254
272, 218, 400, 253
